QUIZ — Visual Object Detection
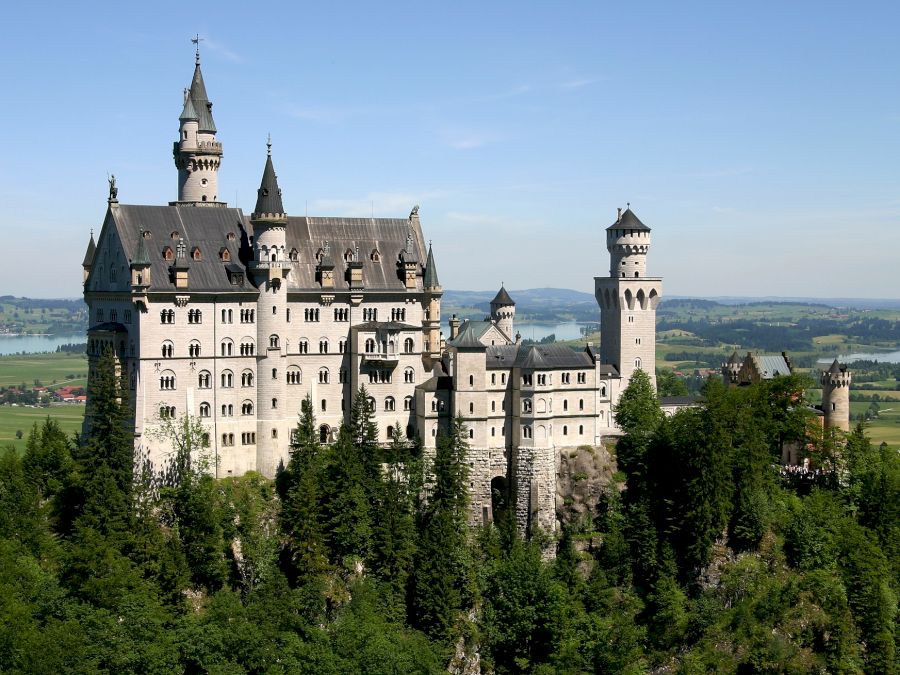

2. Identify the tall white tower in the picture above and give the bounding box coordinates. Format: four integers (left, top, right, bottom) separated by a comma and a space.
249, 141, 291, 476
595, 207, 662, 390
172, 49, 223, 205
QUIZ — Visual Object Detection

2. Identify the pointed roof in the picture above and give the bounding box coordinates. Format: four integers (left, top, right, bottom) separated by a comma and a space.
82, 232, 96, 267
447, 322, 488, 350
188, 61, 217, 133
132, 230, 150, 266
491, 285, 515, 306
727, 350, 741, 364
423, 242, 440, 288
252, 145, 285, 218
179, 94, 198, 121
827, 358, 843, 375
607, 207, 650, 232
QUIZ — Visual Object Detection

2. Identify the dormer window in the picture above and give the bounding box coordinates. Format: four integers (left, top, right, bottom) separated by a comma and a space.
371, 249, 380, 262
142, 230, 152, 239
289, 248, 299, 262
219, 248, 231, 262
226, 232, 236, 241
344, 249, 354, 262
315, 248, 325, 262
170, 231, 180, 240
191, 247, 202, 261
163, 246, 174, 261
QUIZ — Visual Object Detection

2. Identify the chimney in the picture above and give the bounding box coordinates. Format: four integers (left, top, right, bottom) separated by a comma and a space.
449, 314, 460, 340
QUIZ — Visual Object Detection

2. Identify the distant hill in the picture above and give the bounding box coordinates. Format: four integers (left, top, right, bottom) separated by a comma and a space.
443, 288, 598, 322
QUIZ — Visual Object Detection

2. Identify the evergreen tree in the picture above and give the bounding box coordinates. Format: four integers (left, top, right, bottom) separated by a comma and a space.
321, 426, 374, 565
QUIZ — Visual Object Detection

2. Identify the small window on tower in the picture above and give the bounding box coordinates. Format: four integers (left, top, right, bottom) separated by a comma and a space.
201, 178, 208, 186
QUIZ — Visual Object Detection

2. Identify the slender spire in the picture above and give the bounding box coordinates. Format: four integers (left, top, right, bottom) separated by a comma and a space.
252, 141, 285, 218
423, 242, 440, 288
82, 231, 96, 267
179, 94, 198, 121
188, 54, 216, 133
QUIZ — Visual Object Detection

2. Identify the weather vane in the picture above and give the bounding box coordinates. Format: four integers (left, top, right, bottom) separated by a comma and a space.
191, 34, 204, 63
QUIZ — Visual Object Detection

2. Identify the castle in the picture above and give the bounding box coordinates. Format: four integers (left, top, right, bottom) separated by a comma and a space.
81, 51, 666, 535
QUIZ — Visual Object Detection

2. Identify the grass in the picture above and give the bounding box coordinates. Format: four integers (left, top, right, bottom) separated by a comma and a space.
0, 404, 84, 451
0, 353, 88, 389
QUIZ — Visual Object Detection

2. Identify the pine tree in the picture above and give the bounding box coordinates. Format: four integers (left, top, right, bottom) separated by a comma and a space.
321, 426, 373, 565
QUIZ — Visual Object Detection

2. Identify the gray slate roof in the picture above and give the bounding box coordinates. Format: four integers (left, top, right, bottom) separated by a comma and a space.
104, 204, 252, 293
491, 285, 515, 306
826, 358, 844, 375
82, 233, 96, 267
252, 152, 285, 217
423, 243, 440, 288
447, 322, 488, 350
515, 344, 595, 370
754, 354, 791, 379
188, 62, 217, 133
607, 207, 650, 232
179, 95, 198, 121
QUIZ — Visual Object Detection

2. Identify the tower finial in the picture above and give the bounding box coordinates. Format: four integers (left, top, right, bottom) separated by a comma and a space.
191, 34, 203, 64
266, 133, 272, 156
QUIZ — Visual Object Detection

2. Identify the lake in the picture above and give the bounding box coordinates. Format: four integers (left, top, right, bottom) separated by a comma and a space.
441, 321, 595, 342
0, 334, 85, 356
817, 350, 900, 365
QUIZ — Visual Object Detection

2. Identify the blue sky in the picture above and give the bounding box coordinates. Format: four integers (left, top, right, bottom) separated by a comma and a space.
2, 1, 899, 298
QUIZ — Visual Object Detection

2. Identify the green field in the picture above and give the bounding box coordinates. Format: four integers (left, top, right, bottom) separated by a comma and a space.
0, 352, 88, 389
0, 404, 84, 451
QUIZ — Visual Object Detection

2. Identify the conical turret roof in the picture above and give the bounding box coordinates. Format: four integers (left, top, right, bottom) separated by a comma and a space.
424, 242, 440, 288
607, 207, 650, 232
252, 146, 285, 218
179, 94, 198, 121
727, 350, 741, 364
82, 232, 96, 267
188, 61, 217, 133
827, 358, 843, 375
491, 284, 515, 306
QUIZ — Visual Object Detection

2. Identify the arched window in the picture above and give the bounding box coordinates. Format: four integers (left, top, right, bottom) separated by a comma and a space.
579, 398, 584, 411
385, 396, 396, 412
161, 340, 174, 358
563, 399, 568, 411
160, 371, 176, 390
221, 370, 233, 388
431, 400, 437, 412
469, 402, 474, 414
221, 404, 234, 417
221, 339, 233, 356
404, 337, 414, 353
199, 402, 210, 418
523, 399, 532, 413
188, 340, 201, 358
563, 425, 568, 436
404, 396, 413, 411
272, 398, 278, 409
242, 400, 254, 415
321, 399, 327, 412
269, 335, 280, 349
198, 370, 211, 388
160, 309, 174, 324
368, 397, 376, 412
579, 424, 584, 435
319, 339, 328, 354
404, 367, 415, 384
386, 425, 394, 439
523, 425, 532, 439
298, 339, 309, 354
286, 366, 302, 385
241, 370, 254, 387
159, 405, 175, 419
634, 357, 642, 369
365, 338, 376, 353
599, 384, 607, 397
318, 368, 329, 384
469, 375, 474, 386
319, 425, 330, 443
469, 429, 474, 439
406, 425, 414, 440
240, 339, 255, 356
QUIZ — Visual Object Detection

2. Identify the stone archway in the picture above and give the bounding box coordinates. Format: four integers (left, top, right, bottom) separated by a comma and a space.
491, 475, 511, 528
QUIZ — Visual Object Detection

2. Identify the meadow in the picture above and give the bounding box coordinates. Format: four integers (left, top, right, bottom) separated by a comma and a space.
0, 404, 84, 451
0, 353, 87, 389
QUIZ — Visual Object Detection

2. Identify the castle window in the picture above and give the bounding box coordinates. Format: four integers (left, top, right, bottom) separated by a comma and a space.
110, 310, 117, 322
628, 316, 634, 323
319, 339, 328, 354
634, 358, 642, 369
269, 335, 279, 349
404, 367, 415, 384
289, 248, 299, 261
242, 400, 254, 415
563, 425, 568, 436
219, 248, 231, 261
469, 402, 474, 414
469, 375, 474, 386
406, 425, 414, 440
160, 309, 175, 324
577, 372, 587, 384
272, 368, 277, 380
199, 402, 210, 418
522, 425, 532, 439
188, 309, 202, 324
579, 398, 584, 411
579, 425, 584, 435
272, 429, 278, 439
339, 369, 348, 383
198, 371, 211, 388
432, 400, 437, 412
163, 247, 174, 261
221, 339, 233, 356
161, 341, 174, 358
339, 339, 346, 353
159, 406, 175, 419
170, 231, 180, 240
368, 397, 376, 412
385, 396, 396, 412
286, 367, 302, 385
537, 374, 547, 386
299, 339, 309, 354
599, 384, 606, 397
124, 310, 132, 324
561, 373, 570, 385
563, 399, 568, 411
286, 308, 291, 322
371, 249, 380, 262
491, 373, 496, 385
320, 425, 330, 443
522, 374, 533, 386
831, 402, 836, 411
188, 340, 201, 358
492, 400, 496, 412
304, 308, 320, 322
469, 429, 474, 439
321, 399, 327, 412
226, 232, 236, 241
221, 404, 233, 417
272, 398, 278, 409
404, 396, 413, 411
404, 337, 414, 353
221, 370, 233, 388
160, 372, 176, 390
240, 309, 255, 323
240, 340, 255, 356
635, 337, 641, 345
318, 368, 329, 384
95, 309, 104, 322
242, 370, 254, 387
191, 247, 202, 261
502, 373, 506, 385
365, 338, 376, 353
523, 399, 532, 413
491, 427, 495, 437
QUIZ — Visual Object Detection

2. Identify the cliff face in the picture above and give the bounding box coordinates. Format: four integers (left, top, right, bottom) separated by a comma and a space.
556, 443, 617, 528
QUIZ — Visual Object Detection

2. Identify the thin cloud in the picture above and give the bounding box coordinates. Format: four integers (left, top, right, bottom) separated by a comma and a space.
559, 77, 603, 90
202, 36, 243, 63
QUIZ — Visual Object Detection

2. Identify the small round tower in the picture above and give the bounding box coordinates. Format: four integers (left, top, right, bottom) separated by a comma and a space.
722, 350, 741, 386
490, 285, 516, 341
821, 359, 852, 432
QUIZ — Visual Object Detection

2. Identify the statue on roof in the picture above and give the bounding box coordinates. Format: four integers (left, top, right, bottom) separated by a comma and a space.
107, 174, 118, 201
409, 204, 419, 219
